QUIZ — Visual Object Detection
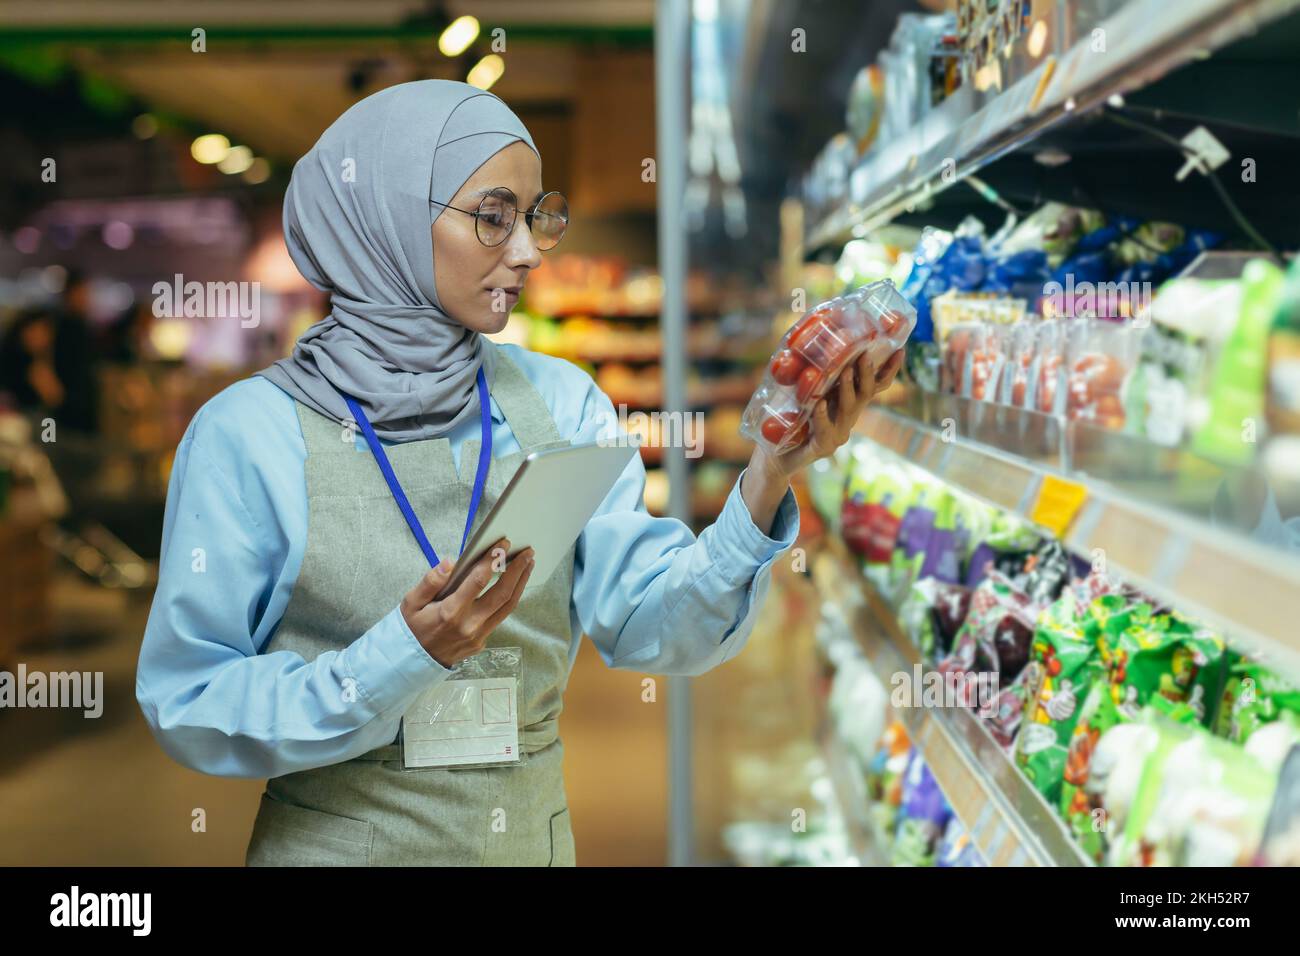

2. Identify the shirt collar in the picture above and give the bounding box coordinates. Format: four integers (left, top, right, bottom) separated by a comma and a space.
488, 394, 507, 425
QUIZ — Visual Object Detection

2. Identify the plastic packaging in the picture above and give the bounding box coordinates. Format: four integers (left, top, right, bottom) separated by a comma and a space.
741, 280, 916, 456
1064, 319, 1138, 428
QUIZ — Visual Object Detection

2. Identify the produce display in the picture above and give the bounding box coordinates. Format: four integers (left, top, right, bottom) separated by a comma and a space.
808, 444, 1300, 866
783, 0, 1300, 874
742, 280, 916, 456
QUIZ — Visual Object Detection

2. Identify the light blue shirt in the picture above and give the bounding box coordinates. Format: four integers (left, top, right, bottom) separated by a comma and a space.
135, 342, 800, 779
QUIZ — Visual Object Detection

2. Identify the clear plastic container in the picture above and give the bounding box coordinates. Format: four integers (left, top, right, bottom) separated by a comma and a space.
741, 279, 917, 455
1066, 318, 1139, 429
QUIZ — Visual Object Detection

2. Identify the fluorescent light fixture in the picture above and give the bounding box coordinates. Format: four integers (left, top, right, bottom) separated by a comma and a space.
467, 54, 505, 90
439, 15, 480, 57
191, 133, 230, 164
218, 145, 254, 175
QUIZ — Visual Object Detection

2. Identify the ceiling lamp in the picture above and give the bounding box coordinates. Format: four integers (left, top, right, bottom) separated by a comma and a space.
191, 133, 230, 164
439, 15, 480, 57
218, 145, 254, 175
466, 54, 504, 91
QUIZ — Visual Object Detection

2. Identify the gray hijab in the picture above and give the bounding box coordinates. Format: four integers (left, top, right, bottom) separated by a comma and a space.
257, 79, 538, 441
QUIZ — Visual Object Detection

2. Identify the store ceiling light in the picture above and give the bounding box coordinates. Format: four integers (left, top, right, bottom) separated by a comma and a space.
242, 158, 271, 185
439, 15, 480, 57
191, 133, 231, 165
467, 54, 504, 91
218, 145, 254, 175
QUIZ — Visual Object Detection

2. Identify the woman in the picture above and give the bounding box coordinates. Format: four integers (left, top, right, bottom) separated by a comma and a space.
135, 80, 902, 867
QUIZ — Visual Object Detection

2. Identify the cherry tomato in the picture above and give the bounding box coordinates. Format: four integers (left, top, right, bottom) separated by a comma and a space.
760, 412, 809, 448
769, 348, 805, 386
796, 364, 826, 404
878, 310, 907, 337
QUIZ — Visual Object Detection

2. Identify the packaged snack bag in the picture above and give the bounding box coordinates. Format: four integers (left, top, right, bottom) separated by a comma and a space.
1109, 709, 1278, 867
859, 466, 911, 565
888, 479, 945, 598
807, 451, 853, 529
918, 489, 981, 584
891, 749, 952, 866
936, 816, 988, 867
1093, 599, 1226, 726
900, 577, 973, 659
866, 721, 912, 837
963, 515, 1040, 588
1193, 258, 1284, 465
1220, 660, 1300, 744
1015, 590, 1104, 802
1060, 676, 1123, 862
1125, 278, 1239, 446
1089, 720, 1161, 851
1017, 539, 1080, 608
742, 280, 917, 455
840, 458, 885, 557
939, 570, 1035, 684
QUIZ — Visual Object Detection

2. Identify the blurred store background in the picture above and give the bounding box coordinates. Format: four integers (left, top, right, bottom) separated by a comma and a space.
3, 0, 1300, 869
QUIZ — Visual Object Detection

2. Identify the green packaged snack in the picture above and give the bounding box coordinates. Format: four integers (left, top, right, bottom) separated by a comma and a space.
1221, 661, 1300, 744
1192, 258, 1284, 465
1015, 592, 1103, 802
1094, 602, 1225, 727
1110, 708, 1277, 867
888, 480, 946, 602
1060, 677, 1123, 862
1148, 693, 1203, 726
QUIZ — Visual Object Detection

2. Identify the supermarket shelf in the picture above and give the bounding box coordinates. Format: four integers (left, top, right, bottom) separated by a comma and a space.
804, 0, 1300, 255
811, 538, 1091, 867
544, 308, 661, 321
572, 344, 767, 365
819, 730, 889, 867
852, 401, 1300, 684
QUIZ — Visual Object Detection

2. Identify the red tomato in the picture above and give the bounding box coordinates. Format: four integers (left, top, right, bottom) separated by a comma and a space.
760, 412, 809, 448
796, 364, 825, 403
769, 348, 805, 386
791, 318, 855, 370
878, 310, 907, 337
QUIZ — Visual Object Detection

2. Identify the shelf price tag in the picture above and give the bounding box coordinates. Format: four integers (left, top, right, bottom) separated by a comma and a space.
1029, 475, 1088, 537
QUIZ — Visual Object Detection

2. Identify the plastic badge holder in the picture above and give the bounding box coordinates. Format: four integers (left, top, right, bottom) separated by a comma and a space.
399, 645, 527, 771
741, 279, 917, 456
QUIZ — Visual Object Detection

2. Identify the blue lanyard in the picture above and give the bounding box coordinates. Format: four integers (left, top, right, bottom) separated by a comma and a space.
341, 367, 492, 568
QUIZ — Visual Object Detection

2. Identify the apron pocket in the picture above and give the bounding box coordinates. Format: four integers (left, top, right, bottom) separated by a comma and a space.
548, 807, 575, 867
246, 792, 374, 867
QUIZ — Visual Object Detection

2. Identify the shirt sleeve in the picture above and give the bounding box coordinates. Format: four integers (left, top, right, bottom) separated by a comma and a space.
135, 412, 452, 779
571, 386, 800, 677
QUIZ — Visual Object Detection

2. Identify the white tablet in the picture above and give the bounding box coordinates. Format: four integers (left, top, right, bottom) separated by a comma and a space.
433, 440, 638, 601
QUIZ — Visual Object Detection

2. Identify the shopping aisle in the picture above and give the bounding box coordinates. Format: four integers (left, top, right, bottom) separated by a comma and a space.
0, 570, 669, 866
0, 572, 264, 865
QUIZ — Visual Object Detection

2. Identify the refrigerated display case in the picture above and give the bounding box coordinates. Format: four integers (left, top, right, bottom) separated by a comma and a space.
671, 0, 1300, 867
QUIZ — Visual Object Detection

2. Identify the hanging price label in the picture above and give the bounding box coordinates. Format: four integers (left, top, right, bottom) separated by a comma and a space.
1029, 475, 1088, 537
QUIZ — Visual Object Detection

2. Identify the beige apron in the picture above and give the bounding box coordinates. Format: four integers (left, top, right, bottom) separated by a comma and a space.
246, 350, 578, 866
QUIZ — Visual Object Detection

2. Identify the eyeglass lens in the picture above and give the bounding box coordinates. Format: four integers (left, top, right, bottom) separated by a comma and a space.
475, 188, 568, 250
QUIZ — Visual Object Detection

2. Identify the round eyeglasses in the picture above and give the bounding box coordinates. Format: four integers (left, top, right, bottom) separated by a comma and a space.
431, 187, 569, 250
